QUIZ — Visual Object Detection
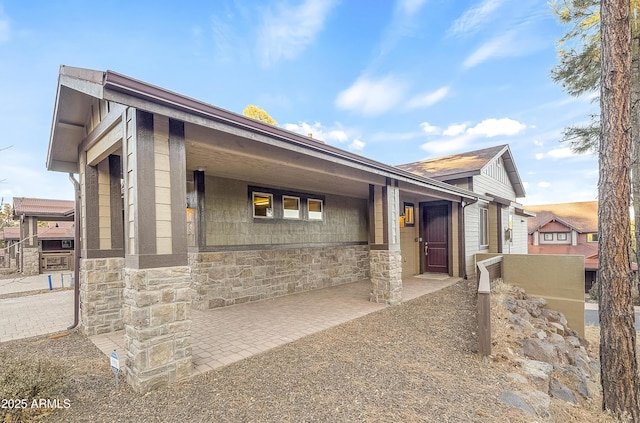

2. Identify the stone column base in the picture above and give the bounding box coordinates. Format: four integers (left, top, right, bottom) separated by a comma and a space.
369, 249, 402, 305
21, 247, 39, 276
123, 266, 192, 394
80, 257, 125, 336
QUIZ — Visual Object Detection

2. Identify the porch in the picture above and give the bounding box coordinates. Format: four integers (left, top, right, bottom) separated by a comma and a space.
90, 275, 459, 376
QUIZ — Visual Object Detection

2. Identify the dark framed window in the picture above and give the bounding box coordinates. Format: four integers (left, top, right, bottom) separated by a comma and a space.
543, 233, 553, 241
557, 232, 568, 241
588, 233, 599, 242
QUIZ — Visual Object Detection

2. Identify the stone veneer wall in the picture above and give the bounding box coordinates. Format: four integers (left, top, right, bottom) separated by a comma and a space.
21, 247, 40, 276
369, 249, 402, 305
123, 266, 192, 394
80, 257, 125, 336
189, 244, 369, 310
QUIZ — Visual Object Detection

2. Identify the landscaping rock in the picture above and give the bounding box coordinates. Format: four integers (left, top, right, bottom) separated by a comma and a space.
549, 379, 578, 404
498, 391, 535, 415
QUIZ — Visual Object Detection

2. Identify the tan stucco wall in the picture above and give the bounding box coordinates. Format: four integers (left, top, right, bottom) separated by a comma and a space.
476, 253, 585, 336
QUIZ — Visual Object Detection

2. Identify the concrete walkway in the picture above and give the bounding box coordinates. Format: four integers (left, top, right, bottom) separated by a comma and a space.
91, 275, 460, 376
0, 290, 74, 342
0, 271, 74, 296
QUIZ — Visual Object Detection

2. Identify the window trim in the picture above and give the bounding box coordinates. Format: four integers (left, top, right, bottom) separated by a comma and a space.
252, 192, 274, 219
282, 195, 301, 219
308, 198, 324, 221
543, 233, 553, 241
403, 202, 415, 227
557, 232, 568, 241
479, 206, 489, 248
587, 233, 599, 243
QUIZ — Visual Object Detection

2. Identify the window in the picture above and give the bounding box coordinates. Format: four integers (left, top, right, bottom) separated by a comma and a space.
61, 240, 73, 249
588, 233, 599, 242
479, 207, 489, 248
543, 233, 553, 241
283, 196, 300, 219
308, 199, 324, 220
557, 233, 568, 241
403, 202, 415, 227
253, 192, 273, 218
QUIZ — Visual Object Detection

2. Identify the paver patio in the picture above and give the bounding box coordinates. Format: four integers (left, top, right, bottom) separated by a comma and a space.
90, 275, 460, 376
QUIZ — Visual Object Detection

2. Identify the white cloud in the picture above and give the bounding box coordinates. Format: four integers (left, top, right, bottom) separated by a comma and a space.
449, 0, 503, 36
284, 121, 365, 152
538, 181, 551, 188
406, 86, 450, 109
420, 122, 440, 135
349, 139, 365, 152
421, 134, 476, 155
463, 31, 515, 69
535, 153, 544, 160
533, 139, 544, 147
523, 181, 529, 189
419, 117, 526, 155
335, 75, 408, 116
443, 123, 468, 136
547, 147, 575, 159
466, 118, 526, 137
398, 0, 428, 16
258, 0, 338, 66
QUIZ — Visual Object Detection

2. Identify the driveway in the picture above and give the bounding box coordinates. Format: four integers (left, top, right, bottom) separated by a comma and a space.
584, 304, 640, 330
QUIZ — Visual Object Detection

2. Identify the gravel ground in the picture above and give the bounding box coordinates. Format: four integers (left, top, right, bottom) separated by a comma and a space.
0, 279, 609, 422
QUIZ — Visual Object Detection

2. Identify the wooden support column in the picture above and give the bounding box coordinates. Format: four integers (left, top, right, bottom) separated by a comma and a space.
122, 109, 191, 394
369, 178, 402, 305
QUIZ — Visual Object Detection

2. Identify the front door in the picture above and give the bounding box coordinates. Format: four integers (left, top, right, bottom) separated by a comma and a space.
421, 203, 449, 274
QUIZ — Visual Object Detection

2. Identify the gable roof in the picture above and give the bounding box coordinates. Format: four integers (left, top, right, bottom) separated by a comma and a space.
46, 66, 486, 203
13, 197, 74, 221
524, 201, 598, 234
396, 144, 526, 198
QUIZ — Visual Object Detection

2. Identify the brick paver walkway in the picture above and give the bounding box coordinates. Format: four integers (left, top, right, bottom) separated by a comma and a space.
0, 290, 74, 342
90, 276, 460, 376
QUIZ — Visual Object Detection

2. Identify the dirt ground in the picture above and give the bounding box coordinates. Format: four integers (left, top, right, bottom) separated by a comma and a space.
0, 279, 617, 422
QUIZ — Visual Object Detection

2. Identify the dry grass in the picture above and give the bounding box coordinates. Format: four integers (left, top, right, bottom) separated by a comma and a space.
0, 279, 630, 422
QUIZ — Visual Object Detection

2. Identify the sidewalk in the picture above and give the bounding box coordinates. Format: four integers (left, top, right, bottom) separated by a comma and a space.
0, 271, 74, 296
0, 290, 74, 342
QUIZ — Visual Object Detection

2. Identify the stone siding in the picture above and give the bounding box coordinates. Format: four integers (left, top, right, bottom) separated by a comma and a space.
80, 257, 125, 335
369, 249, 402, 305
21, 247, 39, 276
123, 266, 192, 394
189, 244, 369, 310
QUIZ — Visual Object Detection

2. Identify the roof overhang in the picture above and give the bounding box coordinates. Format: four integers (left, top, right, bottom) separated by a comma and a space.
46, 66, 481, 203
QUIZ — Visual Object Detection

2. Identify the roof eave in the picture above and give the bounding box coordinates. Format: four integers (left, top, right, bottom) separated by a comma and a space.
101, 69, 480, 202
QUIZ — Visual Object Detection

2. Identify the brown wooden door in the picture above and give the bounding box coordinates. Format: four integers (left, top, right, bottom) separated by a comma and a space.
421, 203, 449, 274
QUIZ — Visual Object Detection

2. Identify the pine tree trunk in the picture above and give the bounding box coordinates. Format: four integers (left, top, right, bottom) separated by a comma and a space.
599, 0, 640, 418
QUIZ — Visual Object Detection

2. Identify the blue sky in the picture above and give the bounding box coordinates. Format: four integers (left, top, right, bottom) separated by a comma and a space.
0, 0, 597, 206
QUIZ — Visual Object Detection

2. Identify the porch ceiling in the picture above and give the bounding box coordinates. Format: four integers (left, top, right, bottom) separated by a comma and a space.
185, 123, 381, 199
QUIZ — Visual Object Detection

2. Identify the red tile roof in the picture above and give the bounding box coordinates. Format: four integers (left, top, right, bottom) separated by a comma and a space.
13, 197, 74, 218
525, 201, 598, 234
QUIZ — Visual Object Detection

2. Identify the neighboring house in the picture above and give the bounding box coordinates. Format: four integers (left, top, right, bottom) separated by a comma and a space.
45, 65, 498, 393
10, 197, 75, 275
397, 144, 531, 278
525, 201, 600, 292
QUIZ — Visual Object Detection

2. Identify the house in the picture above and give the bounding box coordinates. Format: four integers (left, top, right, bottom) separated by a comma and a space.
7, 197, 75, 275
397, 144, 530, 278
45, 66, 530, 393
525, 201, 599, 292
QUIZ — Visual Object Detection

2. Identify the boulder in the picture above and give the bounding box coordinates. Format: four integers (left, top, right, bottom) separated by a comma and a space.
549, 379, 578, 404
